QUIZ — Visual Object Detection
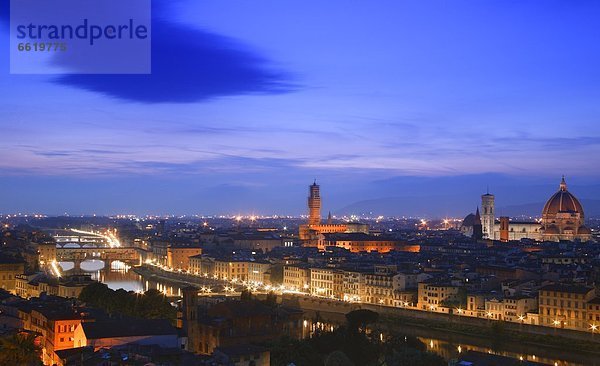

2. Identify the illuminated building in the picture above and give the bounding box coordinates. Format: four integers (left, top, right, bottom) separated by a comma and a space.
363, 271, 395, 306
0, 257, 25, 294
167, 245, 202, 271
298, 181, 368, 247
481, 192, 495, 239
320, 232, 403, 253
15, 274, 94, 299
283, 264, 310, 292
309, 267, 343, 298
538, 284, 595, 331
417, 281, 462, 311
37, 242, 57, 265
462, 177, 592, 242
540, 176, 592, 242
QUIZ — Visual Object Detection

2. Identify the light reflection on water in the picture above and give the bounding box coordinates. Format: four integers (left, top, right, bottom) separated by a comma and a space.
419, 337, 581, 366
59, 261, 150, 293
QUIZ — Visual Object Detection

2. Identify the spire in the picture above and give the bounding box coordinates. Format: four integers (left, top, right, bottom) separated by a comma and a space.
312, 178, 317, 186
327, 211, 332, 225
475, 207, 481, 221
560, 175, 567, 191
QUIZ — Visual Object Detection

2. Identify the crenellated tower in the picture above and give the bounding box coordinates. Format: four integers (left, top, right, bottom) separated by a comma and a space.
308, 181, 321, 226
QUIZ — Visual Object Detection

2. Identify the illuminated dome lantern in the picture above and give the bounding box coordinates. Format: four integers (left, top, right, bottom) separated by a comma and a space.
541, 176, 592, 242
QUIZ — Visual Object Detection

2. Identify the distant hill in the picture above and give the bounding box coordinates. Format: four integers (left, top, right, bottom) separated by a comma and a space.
336, 196, 475, 218
336, 197, 600, 219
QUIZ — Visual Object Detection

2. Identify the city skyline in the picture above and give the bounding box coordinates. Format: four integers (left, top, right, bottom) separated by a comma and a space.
3, 0, 600, 214
2, 175, 600, 219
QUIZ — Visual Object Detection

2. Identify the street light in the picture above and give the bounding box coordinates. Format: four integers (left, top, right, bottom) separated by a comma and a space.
553, 319, 560, 334
518, 315, 525, 330
590, 324, 598, 338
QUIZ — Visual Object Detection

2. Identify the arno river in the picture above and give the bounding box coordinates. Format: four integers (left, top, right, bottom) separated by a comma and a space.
59, 260, 598, 366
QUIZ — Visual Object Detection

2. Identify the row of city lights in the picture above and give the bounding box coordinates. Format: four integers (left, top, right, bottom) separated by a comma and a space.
144, 259, 600, 335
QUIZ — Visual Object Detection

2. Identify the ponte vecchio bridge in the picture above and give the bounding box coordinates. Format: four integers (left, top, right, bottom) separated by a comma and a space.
47, 232, 143, 271
56, 246, 142, 264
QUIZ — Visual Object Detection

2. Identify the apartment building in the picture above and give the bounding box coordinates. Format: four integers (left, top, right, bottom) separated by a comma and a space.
538, 284, 596, 331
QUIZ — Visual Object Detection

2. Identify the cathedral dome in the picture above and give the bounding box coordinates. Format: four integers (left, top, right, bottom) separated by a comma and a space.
578, 226, 592, 235
544, 225, 559, 234
542, 176, 584, 217
462, 213, 476, 227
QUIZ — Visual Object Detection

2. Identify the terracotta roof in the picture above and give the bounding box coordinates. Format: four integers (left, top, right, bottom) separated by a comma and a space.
542, 177, 584, 216
540, 284, 594, 294
81, 319, 176, 339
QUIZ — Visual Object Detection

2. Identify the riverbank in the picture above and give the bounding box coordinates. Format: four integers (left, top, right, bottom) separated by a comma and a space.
286, 296, 600, 364
133, 265, 200, 287
133, 265, 600, 362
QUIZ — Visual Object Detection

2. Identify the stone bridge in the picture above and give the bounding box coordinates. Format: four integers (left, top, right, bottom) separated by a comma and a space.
56, 247, 142, 266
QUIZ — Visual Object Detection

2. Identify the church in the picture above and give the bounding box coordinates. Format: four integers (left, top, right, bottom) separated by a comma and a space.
461, 177, 592, 242
540, 176, 592, 241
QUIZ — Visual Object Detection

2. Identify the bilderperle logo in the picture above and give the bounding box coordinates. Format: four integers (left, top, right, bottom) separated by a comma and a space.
16, 18, 149, 46
10, 0, 151, 74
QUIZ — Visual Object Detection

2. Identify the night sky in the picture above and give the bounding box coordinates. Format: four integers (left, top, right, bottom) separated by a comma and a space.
2, 0, 600, 216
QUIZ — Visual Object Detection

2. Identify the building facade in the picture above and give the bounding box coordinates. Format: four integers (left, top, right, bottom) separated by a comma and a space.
481, 192, 495, 239
0, 259, 25, 294
538, 284, 595, 331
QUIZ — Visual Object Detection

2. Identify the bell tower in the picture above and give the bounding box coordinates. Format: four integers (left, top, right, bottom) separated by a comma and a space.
308, 180, 321, 226
481, 189, 495, 239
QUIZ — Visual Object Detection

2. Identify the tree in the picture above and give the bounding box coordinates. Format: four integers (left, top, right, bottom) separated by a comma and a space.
240, 289, 253, 301
79, 282, 112, 306
0, 333, 43, 366
79, 284, 176, 323
269, 337, 323, 366
137, 289, 177, 320
324, 350, 355, 366
385, 347, 446, 366
264, 291, 277, 306
345, 309, 379, 334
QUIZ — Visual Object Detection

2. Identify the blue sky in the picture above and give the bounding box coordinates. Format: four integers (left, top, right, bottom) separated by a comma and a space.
1, 0, 600, 216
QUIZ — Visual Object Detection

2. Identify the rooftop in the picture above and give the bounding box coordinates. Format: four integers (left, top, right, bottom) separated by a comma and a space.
81, 319, 177, 339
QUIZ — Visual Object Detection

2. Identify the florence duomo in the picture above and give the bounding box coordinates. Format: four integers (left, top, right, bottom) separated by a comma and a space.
461, 176, 592, 242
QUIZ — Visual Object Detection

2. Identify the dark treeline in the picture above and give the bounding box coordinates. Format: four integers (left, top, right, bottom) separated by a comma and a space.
78, 282, 176, 323
269, 309, 446, 366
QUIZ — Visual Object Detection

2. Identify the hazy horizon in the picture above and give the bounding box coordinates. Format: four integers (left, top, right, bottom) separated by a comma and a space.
2, 173, 600, 218
2, 1, 600, 216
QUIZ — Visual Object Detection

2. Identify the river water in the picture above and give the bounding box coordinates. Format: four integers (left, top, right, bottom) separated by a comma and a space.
60, 260, 598, 366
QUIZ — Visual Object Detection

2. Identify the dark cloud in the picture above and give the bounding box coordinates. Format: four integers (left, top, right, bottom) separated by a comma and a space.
2, 1, 295, 102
